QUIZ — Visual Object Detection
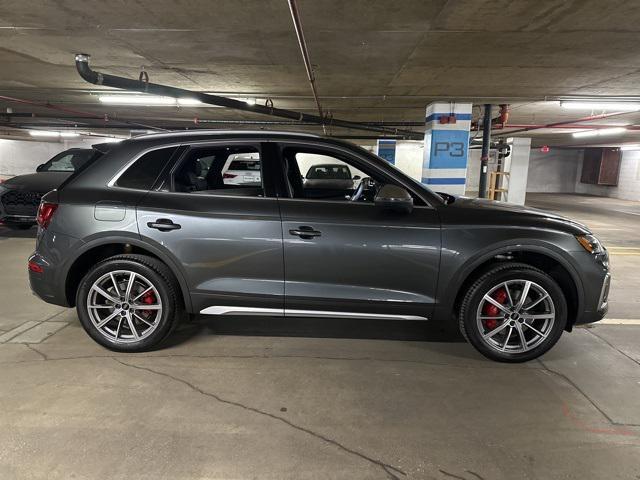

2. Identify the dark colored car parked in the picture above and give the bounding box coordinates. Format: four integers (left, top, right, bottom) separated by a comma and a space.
0, 147, 104, 229
28, 131, 610, 362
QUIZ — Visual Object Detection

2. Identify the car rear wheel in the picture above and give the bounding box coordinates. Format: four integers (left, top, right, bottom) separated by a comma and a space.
458, 262, 567, 363
76, 254, 182, 352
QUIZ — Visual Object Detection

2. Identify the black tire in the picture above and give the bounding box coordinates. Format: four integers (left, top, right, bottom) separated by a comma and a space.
6, 223, 33, 230
458, 262, 567, 363
76, 254, 183, 352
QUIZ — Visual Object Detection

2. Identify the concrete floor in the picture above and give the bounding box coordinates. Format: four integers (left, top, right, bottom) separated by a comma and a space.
0, 193, 639, 479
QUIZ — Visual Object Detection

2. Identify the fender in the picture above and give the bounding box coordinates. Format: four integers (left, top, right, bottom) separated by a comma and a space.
436, 239, 585, 323
63, 233, 193, 312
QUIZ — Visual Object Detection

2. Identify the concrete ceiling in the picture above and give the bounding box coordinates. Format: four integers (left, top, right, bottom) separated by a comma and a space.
1, 0, 640, 146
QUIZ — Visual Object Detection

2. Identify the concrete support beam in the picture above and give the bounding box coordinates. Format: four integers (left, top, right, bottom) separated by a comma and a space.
504, 137, 531, 205
422, 102, 472, 195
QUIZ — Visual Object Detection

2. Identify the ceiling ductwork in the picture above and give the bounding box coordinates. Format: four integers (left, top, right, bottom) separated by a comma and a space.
74, 54, 423, 140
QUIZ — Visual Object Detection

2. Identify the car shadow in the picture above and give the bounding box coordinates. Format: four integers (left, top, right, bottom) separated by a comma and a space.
164, 314, 466, 348
0, 225, 37, 239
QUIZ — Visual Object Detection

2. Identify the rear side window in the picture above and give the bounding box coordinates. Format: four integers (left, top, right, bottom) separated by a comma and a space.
116, 147, 178, 190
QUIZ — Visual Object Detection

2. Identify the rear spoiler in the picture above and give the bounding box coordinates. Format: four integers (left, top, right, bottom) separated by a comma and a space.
91, 142, 118, 154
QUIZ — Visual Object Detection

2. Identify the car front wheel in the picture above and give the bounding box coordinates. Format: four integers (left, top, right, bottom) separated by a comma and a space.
459, 262, 567, 363
76, 254, 182, 352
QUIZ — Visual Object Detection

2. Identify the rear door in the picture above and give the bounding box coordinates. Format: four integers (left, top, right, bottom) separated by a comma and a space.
276, 141, 441, 321
135, 141, 285, 315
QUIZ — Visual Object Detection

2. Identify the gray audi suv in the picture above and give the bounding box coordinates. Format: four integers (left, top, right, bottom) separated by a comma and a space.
28, 131, 610, 362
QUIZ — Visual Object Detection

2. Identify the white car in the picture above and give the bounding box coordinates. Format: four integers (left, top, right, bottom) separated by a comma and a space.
221, 154, 261, 186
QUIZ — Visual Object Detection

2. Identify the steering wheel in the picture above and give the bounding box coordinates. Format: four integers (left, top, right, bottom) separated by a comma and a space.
350, 177, 371, 202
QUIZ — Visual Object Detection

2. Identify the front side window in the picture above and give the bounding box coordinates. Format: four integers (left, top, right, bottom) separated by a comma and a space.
283, 149, 380, 202
116, 146, 178, 190
172, 145, 263, 197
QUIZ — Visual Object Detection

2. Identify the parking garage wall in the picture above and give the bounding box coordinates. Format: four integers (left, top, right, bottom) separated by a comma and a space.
526, 148, 582, 193
575, 150, 640, 201
0, 138, 98, 178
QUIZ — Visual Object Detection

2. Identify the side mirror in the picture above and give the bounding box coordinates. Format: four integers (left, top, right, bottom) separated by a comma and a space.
374, 184, 413, 213
352, 175, 361, 180
36, 164, 45, 172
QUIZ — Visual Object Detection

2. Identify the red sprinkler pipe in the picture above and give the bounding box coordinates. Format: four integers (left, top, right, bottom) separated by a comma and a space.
493, 110, 637, 136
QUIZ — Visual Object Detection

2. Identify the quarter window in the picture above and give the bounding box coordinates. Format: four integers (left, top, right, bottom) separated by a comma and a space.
116, 147, 178, 190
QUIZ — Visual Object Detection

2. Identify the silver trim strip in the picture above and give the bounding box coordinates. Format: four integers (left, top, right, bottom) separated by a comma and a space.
200, 306, 284, 316
598, 272, 611, 310
199, 306, 427, 321
285, 309, 427, 321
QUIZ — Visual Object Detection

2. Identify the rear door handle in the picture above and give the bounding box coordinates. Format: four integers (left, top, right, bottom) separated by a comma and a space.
289, 225, 321, 239
147, 218, 181, 232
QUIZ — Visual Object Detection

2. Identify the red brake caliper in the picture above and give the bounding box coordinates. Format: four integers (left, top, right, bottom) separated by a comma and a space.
141, 291, 156, 317
482, 288, 508, 330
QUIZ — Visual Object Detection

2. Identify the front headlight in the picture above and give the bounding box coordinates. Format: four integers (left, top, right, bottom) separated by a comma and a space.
576, 234, 605, 255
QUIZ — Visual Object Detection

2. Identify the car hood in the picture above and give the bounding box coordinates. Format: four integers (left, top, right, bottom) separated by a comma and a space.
1, 172, 71, 193
442, 195, 590, 235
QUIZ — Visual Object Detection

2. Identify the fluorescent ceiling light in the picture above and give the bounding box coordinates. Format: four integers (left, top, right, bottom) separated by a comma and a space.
598, 127, 628, 135
572, 130, 599, 138
29, 130, 63, 137
98, 95, 202, 106
572, 127, 627, 138
561, 101, 640, 111
29, 130, 79, 138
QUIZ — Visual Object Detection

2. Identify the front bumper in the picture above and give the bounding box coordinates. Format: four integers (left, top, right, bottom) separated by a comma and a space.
0, 189, 42, 225
573, 252, 610, 326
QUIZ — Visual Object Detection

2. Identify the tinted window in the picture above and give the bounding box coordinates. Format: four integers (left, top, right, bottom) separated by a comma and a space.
40, 149, 96, 172
306, 164, 352, 180
172, 146, 263, 197
116, 147, 177, 190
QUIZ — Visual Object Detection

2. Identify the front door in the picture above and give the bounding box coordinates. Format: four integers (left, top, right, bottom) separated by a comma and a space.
276, 142, 441, 320
136, 141, 284, 315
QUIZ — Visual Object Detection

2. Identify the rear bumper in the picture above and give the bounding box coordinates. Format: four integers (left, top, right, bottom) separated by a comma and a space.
29, 229, 83, 308
3, 215, 36, 225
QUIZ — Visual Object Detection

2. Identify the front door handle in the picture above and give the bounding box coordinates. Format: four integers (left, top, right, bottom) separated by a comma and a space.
147, 218, 181, 232
289, 225, 321, 239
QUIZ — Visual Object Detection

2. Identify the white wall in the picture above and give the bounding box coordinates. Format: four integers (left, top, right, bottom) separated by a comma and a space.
0, 138, 97, 178
526, 148, 582, 193
575, 150, 640, 201
394, 141, 423, 181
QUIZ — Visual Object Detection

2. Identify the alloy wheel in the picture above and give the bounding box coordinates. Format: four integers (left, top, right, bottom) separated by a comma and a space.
86, 270, 163, 344
475, 279, 555, 354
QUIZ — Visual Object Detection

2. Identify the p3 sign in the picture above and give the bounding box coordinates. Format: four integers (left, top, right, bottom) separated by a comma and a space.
434, 141, 465, 157
428, 130, 469, 169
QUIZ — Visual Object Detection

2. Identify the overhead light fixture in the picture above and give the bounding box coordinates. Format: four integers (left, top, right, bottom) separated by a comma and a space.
561, 101, 640, 111
98, 94, 202, 106
572, 127, 627, 138
29, 130, 79, 138
621, 144, 640, 151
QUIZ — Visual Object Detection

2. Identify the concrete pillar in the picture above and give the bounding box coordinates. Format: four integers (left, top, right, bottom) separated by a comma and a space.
422, 102, 472, 195
503, 137, 531, 205
376, 139, 397, 165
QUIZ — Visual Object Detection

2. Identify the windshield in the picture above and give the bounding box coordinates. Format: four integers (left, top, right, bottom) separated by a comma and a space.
39, 149, 96, 172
